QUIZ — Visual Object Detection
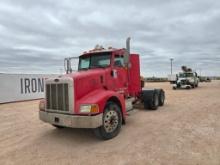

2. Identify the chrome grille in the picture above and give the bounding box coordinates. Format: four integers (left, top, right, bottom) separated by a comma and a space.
181, 79, 187, 85
46, 83, 69, 112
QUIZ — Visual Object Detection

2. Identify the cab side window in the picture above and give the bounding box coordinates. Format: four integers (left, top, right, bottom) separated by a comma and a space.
114, 55, 124, 67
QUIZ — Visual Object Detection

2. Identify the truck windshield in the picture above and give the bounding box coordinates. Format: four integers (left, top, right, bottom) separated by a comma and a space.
179, 73, 194, 78
78, 52, 111, 70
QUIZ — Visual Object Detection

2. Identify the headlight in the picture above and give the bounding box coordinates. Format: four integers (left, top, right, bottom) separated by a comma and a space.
39, 100, 45, 111
80, 104, 99, 113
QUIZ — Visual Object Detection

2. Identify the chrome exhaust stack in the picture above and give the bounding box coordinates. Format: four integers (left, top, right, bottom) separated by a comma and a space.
124, 37, 131, 66
126, 37, 131, 55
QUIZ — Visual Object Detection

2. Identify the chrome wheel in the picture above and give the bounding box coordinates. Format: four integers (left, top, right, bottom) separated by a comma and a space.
104, 110, 119, 133
93, 101, 122, 140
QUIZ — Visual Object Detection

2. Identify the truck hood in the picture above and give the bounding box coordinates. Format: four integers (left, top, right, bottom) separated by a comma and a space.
64, 68, 108, 99
66, 68, 106, 80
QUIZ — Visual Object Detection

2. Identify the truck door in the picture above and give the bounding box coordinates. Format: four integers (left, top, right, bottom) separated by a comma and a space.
112, 53, 128, 95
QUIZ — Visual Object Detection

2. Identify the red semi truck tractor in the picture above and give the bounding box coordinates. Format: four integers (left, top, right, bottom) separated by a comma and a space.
39, 38, 165, 140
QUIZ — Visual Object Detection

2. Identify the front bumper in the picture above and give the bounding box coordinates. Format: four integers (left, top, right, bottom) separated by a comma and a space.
173, 84, 191, 89
39, 111, 103, 128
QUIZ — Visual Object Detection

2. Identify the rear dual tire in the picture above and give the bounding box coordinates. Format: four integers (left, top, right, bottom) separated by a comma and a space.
158, 90, 165, 106
148, 91, 159, 110
150, 89, 165, 110
143, 89, 165, 110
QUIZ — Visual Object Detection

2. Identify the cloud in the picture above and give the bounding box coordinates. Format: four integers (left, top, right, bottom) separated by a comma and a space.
0, 0, 220, 76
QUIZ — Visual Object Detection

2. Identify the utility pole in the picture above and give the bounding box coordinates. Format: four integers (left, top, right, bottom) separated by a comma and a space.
170, 58, 173, 75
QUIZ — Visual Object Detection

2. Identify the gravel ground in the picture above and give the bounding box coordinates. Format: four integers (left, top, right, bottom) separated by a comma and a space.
0, 81, 220, 165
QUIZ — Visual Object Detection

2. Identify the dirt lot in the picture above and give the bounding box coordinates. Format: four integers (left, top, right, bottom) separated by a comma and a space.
0, 81, 220, 165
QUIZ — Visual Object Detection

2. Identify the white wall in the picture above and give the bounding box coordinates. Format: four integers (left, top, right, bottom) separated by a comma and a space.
0, 74, 58, 103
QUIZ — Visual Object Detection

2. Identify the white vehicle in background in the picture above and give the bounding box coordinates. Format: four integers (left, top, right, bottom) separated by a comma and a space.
173, 66, 199, 90
168, 74, 177, 84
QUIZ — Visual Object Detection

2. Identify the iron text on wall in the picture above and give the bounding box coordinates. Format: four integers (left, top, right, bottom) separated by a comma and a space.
20, 78, 44, 94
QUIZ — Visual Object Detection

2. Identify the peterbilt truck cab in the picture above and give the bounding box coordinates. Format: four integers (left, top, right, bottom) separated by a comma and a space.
39, 38, 165, 140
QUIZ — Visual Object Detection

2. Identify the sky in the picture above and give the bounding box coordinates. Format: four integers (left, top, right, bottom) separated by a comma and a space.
0, 0, 220, 77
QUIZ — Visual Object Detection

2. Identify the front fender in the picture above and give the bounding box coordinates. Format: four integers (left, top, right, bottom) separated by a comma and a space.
75, 89, 126, 118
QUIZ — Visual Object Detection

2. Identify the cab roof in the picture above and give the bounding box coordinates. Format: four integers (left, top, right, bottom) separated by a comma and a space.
80, 47, 126, 57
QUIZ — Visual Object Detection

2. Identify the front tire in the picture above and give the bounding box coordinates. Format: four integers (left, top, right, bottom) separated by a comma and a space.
93, 102, 122, 140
